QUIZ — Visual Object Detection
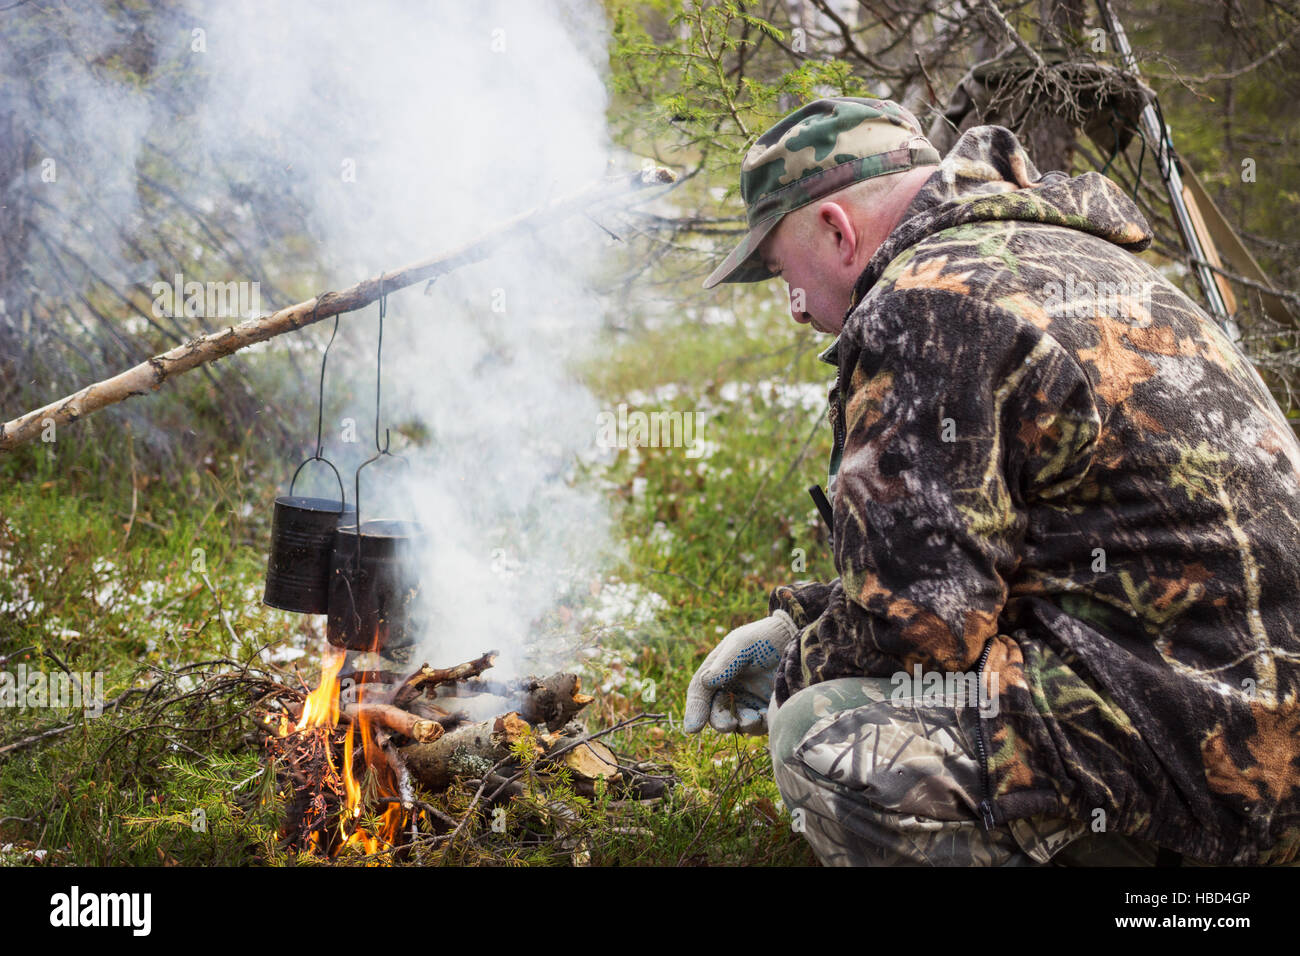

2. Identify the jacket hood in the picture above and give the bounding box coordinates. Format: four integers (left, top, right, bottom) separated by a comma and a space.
850, 125, 1153, 307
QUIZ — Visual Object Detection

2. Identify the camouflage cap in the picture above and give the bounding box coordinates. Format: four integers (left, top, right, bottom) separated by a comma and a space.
702, 97, 941, 289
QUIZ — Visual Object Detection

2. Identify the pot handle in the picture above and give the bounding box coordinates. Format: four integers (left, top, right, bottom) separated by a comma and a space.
288, 455, 346, 513
351, 448, 408, 565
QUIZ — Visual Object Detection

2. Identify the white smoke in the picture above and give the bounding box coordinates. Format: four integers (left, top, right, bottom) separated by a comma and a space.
191, 0, 621, 672
12, 0, 625, 672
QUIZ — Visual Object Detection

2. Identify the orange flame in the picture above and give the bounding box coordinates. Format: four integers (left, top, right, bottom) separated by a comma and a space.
262, 712, 291, 738
363, 626, 405, 849
340, 722, 380, 854
295, 645, 346, 732
288, 634, 410, 859
331, 629, 404, 857
342, 723, 363, 818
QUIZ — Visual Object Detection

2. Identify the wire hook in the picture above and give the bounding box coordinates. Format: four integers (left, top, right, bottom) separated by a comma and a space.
350, 275, 407, 575
313, 294, 340, 462
285, 293, 345, 510
374, 277, 389, 455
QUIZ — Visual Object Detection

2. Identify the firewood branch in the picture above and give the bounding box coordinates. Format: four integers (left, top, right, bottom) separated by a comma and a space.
342, 702, 443, 743
390, 650, 499, 709
453, 672, 594, 731
0, 168, 675, 452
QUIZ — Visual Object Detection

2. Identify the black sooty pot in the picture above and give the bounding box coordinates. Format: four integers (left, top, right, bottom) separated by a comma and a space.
326, 519, 424, 651
263, 495, 356, 614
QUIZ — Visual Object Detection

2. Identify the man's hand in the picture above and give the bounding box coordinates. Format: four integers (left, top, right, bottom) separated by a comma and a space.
683, 611, 798, 735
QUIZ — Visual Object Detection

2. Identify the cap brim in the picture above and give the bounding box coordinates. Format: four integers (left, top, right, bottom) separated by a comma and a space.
701, 216, 781, 289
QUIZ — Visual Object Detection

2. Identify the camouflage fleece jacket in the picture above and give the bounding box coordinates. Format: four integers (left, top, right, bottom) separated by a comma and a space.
770, 125, 1300, 864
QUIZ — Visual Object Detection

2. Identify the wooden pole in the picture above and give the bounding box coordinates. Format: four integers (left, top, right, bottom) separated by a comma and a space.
0, 168, 675, 452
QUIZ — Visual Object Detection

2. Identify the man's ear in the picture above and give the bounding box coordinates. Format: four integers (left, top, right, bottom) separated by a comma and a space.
818, 201, 857, 267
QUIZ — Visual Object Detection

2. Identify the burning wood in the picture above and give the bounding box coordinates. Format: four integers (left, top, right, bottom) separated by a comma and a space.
261, 646, 669, 860
399, 711, 539, 793
342, 702, 443, 743
396, 708, 620, 795
390, 650, 499, 709
439, 672, 595, 731
510, 673, 594, 732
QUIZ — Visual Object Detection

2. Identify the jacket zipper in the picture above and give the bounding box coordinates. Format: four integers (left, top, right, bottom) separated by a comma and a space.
830, 352, 847, 484
974, 638, 997, 830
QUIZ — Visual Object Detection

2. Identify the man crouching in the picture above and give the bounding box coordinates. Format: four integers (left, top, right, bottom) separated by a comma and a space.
685, 97, 1300, 867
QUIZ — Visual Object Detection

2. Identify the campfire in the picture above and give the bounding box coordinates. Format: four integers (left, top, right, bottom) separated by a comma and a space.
251, 284, 670, 861
258, 639, 667, 861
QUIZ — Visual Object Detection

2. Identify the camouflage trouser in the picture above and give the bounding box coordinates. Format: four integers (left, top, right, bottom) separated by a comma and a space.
768, 677, 1191, 867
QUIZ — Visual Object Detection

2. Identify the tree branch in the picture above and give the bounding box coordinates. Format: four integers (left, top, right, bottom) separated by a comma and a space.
0, 169, 675, 452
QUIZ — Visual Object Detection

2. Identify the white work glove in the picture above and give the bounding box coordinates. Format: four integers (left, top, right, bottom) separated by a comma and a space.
683, 611, 798, 736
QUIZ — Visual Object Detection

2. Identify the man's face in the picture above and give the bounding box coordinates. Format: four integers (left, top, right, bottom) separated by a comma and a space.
758, 205, 857, 336
753, 167, 935, 335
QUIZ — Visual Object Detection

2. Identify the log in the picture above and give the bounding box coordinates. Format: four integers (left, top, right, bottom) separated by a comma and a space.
0, 168, 676, 452
399, 718, 626, 796
404, 698, 458, 723
552, 736, 621, 784
450, 673, 593, 731
342, 702, 443, 743
512, 673, 594, 732
279, 697, 446, 741
399, 711, 537, 793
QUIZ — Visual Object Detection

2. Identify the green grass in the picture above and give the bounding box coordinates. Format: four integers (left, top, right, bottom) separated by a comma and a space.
0, 292, 832, 866
0, 428, 311, 865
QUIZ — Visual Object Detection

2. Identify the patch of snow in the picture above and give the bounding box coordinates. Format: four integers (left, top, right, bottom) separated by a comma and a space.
0, 844, 47, 863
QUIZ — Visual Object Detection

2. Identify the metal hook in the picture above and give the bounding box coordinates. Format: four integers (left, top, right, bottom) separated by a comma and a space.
349, 276, 408, 577
374, 277, 388, 455
284, 293, 345, 511
313, 294, 339, 462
